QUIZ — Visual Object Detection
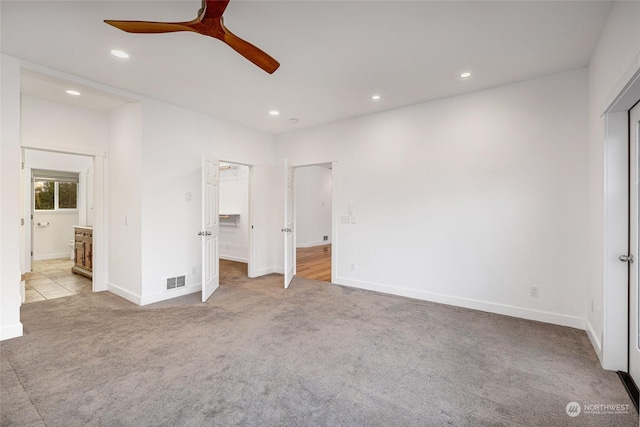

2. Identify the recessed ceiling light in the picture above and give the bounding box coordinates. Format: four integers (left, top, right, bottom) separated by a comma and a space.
460, 72, 472, 78
371, 95, 381, 100
289, 118, 299, 124
65, 90, 81, 96
110, 49, 130, 59
269, 110, 280, 116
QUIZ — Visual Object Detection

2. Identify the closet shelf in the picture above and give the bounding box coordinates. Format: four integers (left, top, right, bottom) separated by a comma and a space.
220, 213, 241, 227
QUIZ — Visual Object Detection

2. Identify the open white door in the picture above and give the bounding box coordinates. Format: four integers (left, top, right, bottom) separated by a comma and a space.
201, 152, 220, 302
283, 159, 295, 288
629, 102, 640, 385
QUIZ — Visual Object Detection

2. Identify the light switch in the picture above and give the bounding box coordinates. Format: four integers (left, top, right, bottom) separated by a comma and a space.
185, 192, 192, 201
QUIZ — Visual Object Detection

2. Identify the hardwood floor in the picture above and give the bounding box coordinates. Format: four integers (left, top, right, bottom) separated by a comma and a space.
296, 244, 331, 282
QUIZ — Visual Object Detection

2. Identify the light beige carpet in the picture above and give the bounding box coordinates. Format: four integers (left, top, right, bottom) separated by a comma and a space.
1, 262, 636, 426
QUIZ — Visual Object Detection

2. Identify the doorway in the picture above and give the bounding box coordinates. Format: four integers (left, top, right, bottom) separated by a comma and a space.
294, 164, 333, 282
624, 100, 640, 409
20, 147, 105, 304
218, 161, 252, 286
22, 150, 95, 302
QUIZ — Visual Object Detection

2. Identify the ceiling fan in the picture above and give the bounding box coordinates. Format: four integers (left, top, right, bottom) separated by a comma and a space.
104, 0, 280, 74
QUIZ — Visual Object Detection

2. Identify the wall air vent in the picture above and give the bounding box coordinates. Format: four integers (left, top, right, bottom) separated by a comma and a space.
166, 275, 187, 291
176, 276, 186, 288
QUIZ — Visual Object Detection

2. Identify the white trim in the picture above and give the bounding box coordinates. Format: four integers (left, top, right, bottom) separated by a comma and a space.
22, 140, 106, 158
33, 209, 79, 215
602, 51, 640, 115
33, 252, 71, 261
331, 162, 338, 284
296, 240, 331, 248
0, 323, 24, 341
220, 255, 248, 263
248, 165, 256, 278
141, 284, 201, 306
334, 276, 586, 330
586, 319, 603, 363
257, 266, 284, 276
107, 283, 141, 305
600, 55, 640, 371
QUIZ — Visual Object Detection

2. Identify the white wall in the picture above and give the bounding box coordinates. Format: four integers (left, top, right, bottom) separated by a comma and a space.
0, 54, 24, 340
295, 165, 332, 247
21, 94, 108, 154
277, 69, 588, 329
219, 164, 249, 262
586, 1, 640, 368
32, 212, 77, 260
139, 99, 278, 305
108, 103, 143, 301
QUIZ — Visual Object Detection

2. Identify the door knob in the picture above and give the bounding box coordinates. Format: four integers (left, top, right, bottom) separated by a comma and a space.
198, 231, 203, 236
619, 254, 634, 263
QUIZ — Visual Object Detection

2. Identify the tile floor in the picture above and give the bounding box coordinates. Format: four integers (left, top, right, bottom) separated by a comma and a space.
24, 258, 92, 303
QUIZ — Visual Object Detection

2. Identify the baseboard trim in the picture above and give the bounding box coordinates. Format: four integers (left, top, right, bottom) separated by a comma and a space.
256, 266, 284, 276
585, 319, 603, 363
0, 323, 24, 341
296, 241, 331, 248
140, 284, 201, 306
220, 255, 248, 263
107, 283, 141, 305
33, 252, 71, 261
334, 276, 585, 330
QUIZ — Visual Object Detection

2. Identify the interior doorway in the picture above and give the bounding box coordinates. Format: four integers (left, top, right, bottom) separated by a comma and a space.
294, 163, 333, 283
20, 148, 99, 303
218, 161, 252, 285
624, 100, 640, 410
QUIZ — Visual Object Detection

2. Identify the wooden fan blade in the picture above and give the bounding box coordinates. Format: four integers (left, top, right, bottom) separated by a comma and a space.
104, 20, 195, 34
222, 28, 280, 74
203, 0, 230, 19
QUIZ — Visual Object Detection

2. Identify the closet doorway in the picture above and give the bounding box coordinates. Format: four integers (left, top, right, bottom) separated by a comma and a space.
218, 161, 253, 285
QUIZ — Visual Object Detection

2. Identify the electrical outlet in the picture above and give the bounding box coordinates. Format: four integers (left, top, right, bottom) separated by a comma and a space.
323, 235, 328, 241
529, 286, 539, 297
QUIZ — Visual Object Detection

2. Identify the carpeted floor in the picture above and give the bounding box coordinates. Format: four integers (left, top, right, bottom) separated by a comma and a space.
1, 261, 637, 426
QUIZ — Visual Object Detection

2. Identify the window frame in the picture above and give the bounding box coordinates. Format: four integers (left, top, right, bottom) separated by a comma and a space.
33, 179, 79, 212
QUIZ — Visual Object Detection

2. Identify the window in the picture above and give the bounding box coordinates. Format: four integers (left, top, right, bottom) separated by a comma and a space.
33, 170, 79, 211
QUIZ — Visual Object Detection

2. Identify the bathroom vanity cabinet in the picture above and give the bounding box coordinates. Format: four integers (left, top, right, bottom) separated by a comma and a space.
72, 226, 92, 279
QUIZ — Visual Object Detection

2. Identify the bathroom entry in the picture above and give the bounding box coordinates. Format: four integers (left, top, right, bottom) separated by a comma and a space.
22, 149, 94, 303
218, 162, 252, 284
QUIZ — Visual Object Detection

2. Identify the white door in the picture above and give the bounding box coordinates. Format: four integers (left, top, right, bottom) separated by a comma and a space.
283, 159, 295, 288
202, 152, 220, 302
629, 102, 640, 384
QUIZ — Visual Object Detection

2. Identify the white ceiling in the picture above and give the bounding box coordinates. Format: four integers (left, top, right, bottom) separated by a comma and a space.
2, 1, 613, 134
